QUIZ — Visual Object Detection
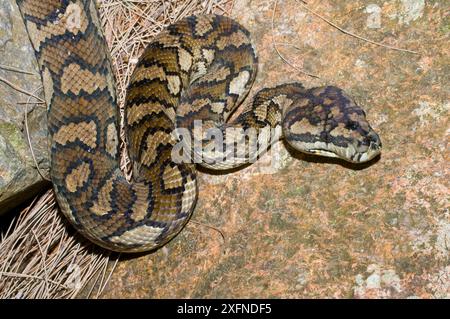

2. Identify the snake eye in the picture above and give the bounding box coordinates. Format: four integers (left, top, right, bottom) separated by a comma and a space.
346, 122, 358, 130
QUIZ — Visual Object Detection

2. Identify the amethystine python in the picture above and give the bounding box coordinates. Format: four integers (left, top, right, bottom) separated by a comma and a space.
17, 0, 381, 252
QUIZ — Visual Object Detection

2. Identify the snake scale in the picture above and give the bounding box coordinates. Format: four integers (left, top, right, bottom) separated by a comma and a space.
17, 0, 381, 252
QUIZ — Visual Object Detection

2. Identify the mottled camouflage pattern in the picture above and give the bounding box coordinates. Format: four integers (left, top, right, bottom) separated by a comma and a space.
17, 0, 380, 252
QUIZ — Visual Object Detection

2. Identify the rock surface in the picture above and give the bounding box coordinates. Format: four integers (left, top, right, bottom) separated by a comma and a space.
0, 0, 50, 214
98, 0, 449, 298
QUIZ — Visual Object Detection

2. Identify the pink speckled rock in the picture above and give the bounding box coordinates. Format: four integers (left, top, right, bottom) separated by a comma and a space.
98, 0, 449, 298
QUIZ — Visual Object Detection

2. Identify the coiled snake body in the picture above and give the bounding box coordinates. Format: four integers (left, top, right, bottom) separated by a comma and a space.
17, 0, 381, 252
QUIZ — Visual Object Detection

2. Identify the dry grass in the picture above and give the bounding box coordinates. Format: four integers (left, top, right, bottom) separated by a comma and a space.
0, 190, 117, 299
0, 0, 234, 299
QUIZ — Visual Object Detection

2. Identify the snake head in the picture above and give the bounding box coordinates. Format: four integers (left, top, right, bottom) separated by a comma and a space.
282, 86, 382, 163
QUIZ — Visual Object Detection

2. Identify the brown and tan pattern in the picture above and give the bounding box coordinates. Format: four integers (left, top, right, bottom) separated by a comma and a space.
16, 0, 381, 252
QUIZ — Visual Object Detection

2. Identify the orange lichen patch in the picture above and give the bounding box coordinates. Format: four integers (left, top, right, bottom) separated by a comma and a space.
65, 162, 91, 193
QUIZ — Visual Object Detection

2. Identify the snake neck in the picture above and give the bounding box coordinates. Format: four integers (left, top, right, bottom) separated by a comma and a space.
171, 82, 307, 170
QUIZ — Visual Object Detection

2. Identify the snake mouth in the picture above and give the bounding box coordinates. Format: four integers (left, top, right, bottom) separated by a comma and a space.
304, 141, 381, 163
351, 143, 382, 163
328, 134, 382, 163
287, 129, 382, 164
307, 149, 340, 158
